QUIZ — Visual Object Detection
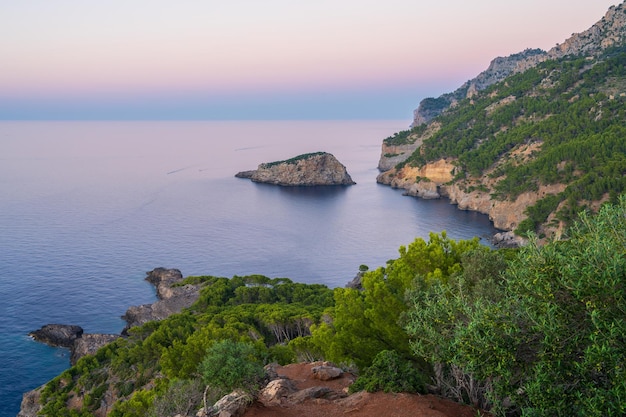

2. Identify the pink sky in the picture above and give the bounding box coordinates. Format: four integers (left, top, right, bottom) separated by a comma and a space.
0, 1, 620, 119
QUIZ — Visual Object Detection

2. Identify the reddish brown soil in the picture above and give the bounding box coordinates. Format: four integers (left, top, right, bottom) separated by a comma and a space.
243, 363, 483, 417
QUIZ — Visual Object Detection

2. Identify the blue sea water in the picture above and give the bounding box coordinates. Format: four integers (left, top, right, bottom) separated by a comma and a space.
0, 121, 498, 416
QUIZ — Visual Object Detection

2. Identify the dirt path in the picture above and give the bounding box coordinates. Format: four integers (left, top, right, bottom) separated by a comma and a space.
242, 363, 482, 417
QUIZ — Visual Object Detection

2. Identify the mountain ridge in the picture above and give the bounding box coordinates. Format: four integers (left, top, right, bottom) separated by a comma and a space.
379, 1, 626, 243
411, 2, 626, 127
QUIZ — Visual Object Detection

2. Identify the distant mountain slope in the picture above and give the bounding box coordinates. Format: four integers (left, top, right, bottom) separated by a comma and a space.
378, 1, 626, 242
410, 3, 626, 127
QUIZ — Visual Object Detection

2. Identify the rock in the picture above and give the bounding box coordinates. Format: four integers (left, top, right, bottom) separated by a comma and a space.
258, 378, 297, 405
207, 390, 253, 417
492, 231, 527, 248
29, 324, 83, 348
236, 152, 355, 186
345, 272, 363, 290
122, 268, 202, 333
17, 387, 42, 417
311, 365, 343, 381
289, 386, 344, 403
71, 334, 120, 365
263, 363, 280, 381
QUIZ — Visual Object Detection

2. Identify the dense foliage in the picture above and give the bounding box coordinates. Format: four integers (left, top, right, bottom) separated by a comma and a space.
395, 47, 626, 234
35, 193, 626, 417
306, 232, 482, 370
37, 275, 334, 416
406, 196, 626, 416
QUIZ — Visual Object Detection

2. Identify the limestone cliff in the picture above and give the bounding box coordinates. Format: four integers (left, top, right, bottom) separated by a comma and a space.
236, 152, 355, 186
410, 3, 626, 128
379, 2, 626, 244
411, 49, 546, 127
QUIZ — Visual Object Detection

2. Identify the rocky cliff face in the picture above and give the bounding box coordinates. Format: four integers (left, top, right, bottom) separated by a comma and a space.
122, 267, 202, 333
410, 3, 626, 127
236, 152, 355, 186
381, 1, 626, 244
411, 48, 546, 127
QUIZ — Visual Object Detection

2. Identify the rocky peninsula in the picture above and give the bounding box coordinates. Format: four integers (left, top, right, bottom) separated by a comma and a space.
21, 267, 202, 416
236, 152, 355, 186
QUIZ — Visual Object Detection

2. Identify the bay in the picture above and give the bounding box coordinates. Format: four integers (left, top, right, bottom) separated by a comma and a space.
0, 121, 498, 416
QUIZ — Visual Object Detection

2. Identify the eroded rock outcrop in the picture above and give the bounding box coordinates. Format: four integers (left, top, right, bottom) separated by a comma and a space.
28, 324, 119, 366
122, 267, 203, 333
71, 334, 120, 365
29, 324, 83, 348
409, 3, 626, 128
236, 152, 355, 186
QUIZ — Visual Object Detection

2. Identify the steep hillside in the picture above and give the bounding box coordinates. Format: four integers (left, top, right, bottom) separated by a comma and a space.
379, 1, 626, 241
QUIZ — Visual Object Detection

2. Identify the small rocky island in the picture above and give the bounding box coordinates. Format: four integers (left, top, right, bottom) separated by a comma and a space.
235, 151, 355, 186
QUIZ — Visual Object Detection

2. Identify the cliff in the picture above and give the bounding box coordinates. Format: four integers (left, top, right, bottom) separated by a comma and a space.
410, 3, 626, 127
236, 152, 355, 186
379, 1, 626, 243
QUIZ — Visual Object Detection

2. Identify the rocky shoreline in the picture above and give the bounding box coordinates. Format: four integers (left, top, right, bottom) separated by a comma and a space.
20, 267, 201, 417
28, 268, 200, 362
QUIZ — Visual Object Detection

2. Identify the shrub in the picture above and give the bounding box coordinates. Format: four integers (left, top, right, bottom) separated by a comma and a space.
349, 350, 427, 394
198, 340, 265, 395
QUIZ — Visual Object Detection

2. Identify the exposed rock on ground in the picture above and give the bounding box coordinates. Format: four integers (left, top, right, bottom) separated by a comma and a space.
71, 334, 120, 364
236, 152, 355, 186
242, 362, 481, 417
17, 387, 42, 417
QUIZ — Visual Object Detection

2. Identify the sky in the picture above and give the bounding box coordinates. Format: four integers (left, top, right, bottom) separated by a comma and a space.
0, 0, 620, 120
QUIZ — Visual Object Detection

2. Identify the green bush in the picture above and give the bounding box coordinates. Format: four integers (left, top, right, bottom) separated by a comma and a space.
198, 340, 265, 395
149, 378, 204, 417
406, 196, 626, 416
349, 350, 427, 394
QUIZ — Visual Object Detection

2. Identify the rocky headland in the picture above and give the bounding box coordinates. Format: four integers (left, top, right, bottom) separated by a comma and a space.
236, 152, 355, 186
21, 267, 201, 417
377, 2, 626, 247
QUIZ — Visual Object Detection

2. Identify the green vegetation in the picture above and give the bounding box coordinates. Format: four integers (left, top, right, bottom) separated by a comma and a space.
198, 340, 265, 394
261, 152, 326, 168
394, 47, 626, 234
36, 197, 626, 416
348, 350, 427, 394
307, 232, 482, 370
38, 276, 333, 416
382, 124, 427, 146
405, 196, 626, 415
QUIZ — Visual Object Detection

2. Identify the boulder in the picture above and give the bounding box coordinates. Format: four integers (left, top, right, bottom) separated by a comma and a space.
204, 390, 253, 417
28, 324, 83, 348
258, 379, 297, 405
289, 386, 344, 403
311, 365, 343, 381
236, 152, 355, 186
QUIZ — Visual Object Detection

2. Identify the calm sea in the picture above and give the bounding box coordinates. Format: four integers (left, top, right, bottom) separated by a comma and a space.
0, 121, 498, 416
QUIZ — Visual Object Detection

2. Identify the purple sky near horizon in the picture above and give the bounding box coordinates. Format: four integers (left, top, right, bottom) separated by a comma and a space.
0, 1, 620, 120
